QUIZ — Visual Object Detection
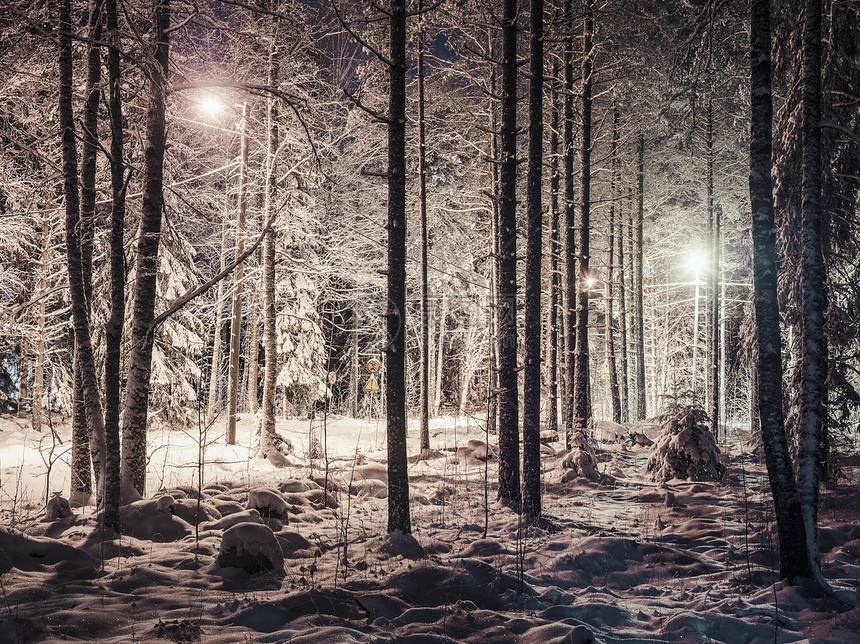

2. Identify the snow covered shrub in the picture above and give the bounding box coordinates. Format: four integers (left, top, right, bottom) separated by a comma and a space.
247, 489, 290, 522
646, 404, 725, 483
557, 431, 600, 482
119, 496, 193, 542
217, 522, 284, 575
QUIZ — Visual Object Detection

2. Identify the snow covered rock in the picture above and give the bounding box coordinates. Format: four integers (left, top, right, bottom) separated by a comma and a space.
349, 478, 388, 498
247, 488, 290, 522
45, 493, 72, 521
593, 420, 625, 443
217, 522, 284, 575
119, 496, 193, 542
170, 498, 221, 526
558, 449, 601, 481
646, 405, 725, 482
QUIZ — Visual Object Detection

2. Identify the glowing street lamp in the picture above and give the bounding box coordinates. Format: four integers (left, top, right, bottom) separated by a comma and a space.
199, 96, 224, 120
686, 249, 708, 393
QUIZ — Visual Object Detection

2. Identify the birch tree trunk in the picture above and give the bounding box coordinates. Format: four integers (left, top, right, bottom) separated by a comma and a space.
120, 0, 170, 500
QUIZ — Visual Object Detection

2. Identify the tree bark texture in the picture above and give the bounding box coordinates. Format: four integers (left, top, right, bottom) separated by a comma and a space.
572, 1, 594, 434
102, 0, 125, 531
634, 135, 646, 421
798, 0, 827, 587
548, 58, 561, 437
606, 110, 622, 424
617, 183, 629, 423
522, 0, 544, 518
120, 0, 170, 499
748, 0, 810, 581
261, 28, 280, 445
227, 102, 249, 445
418, 0, 430, 452
386, 0, 411, 534
562, 0, 577, 446
60, 0, 106, 507
496, 0, 520, 505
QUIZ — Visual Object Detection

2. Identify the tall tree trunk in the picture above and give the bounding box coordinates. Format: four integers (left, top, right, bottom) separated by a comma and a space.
496, 0, 520, 505
60, 0, 106, 510
748, 0, 809, 582
226, 102, 249, 445
487, 28, 500, 437
418, 0, 430, 452
797, 0, 827, 588
80, 0, 105, 494
260, 24, 280, 452
707, 95, 720, 438
17, 338, 28, 418
102, 0, 124, 531
120, 0, 170, 500
522, 0, 544, 518
634, 135, 646, 421
207, 218, 228, 423
386, 0, 411, 534
572, 0, 594, 434
433, 294, 447, 417
562, 0, 577, 446
548, 58, 561, 437
617, 184, 629, 423
32, 216, 49, 433
606, 110, 622, 424
246, 291, 260, 414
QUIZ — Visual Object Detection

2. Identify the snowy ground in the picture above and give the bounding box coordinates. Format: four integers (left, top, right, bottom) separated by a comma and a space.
0, 411, 857, 643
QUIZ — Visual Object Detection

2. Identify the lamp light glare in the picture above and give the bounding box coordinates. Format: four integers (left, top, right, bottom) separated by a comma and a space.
685, 250, 708, 276
200, 97, 224, 119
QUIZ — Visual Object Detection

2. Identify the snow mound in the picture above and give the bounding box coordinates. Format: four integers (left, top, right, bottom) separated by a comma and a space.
45, 493, 72, 521
169, 497, 221, 525
452, 439, 497, 466
647, 405, 725, 482
202, 508, 263, 532
119, 496, 193, 542
382, 558, 537, 610
350, 478, 388, 498
0, 526, 94, 576
593, 420, 625, 443
520, 622, 594, 644
217, 522, 284, 575
247, 488, 290, 521
373, 529, 426, 560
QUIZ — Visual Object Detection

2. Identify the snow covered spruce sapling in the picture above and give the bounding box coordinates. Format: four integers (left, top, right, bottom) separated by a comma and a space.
646, 403, 725, 483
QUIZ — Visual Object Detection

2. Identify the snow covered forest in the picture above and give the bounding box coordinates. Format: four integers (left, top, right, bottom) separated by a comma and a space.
0, 0, 858, 642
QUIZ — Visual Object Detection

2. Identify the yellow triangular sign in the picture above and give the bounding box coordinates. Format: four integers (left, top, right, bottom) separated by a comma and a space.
363, 374, 380, 393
